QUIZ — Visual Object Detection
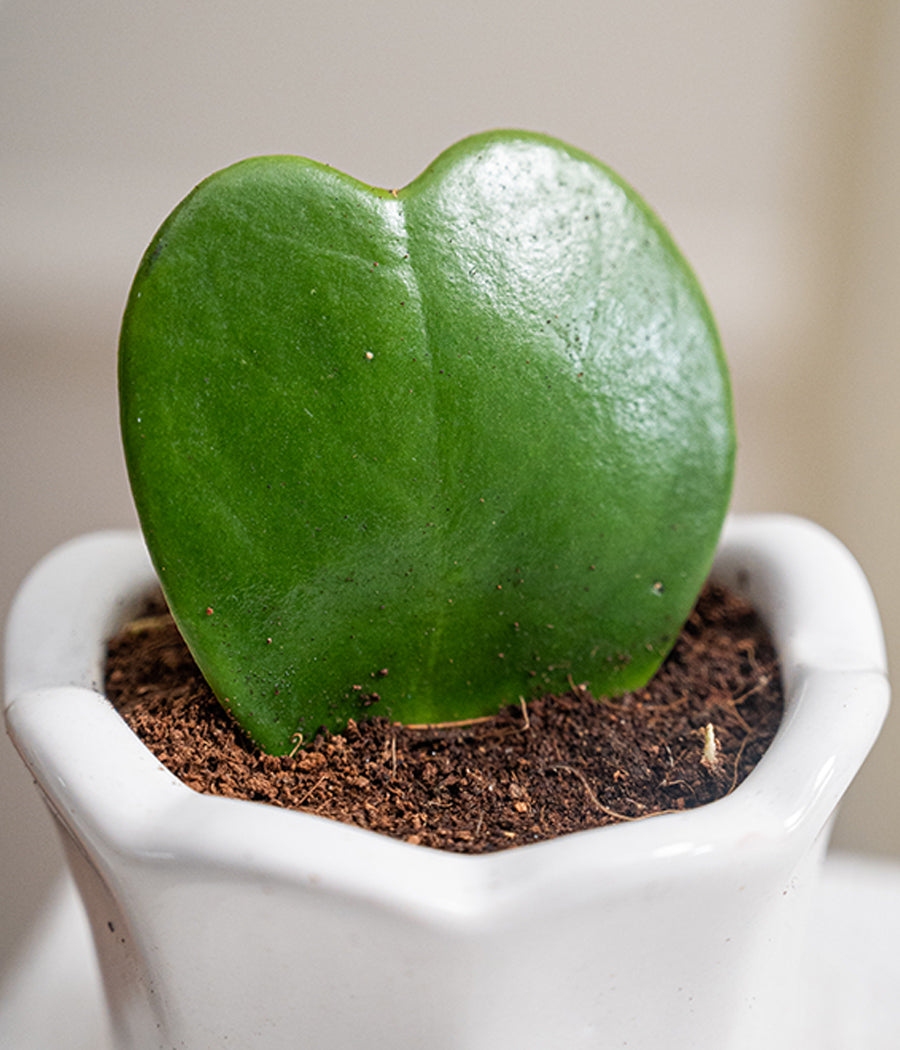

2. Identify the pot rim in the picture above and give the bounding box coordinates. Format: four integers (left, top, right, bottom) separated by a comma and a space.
3, 514, 889, 922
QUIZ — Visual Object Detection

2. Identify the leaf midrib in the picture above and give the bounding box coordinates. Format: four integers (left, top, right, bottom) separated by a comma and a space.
393, 194, 454, 708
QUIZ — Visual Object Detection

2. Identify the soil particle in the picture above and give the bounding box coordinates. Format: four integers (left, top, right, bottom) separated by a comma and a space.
105, 583, 782, 854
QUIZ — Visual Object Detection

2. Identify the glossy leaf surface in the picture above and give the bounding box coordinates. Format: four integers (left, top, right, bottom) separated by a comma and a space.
120, 131, 734, 754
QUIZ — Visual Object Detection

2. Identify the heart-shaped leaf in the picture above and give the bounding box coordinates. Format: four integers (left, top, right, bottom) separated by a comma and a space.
120, 130, 734, 754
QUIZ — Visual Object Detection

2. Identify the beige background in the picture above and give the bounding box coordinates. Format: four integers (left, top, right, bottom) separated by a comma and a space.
3, 0, 899, 975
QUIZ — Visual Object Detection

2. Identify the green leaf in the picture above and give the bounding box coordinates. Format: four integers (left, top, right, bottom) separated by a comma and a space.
120, 130, 734, 754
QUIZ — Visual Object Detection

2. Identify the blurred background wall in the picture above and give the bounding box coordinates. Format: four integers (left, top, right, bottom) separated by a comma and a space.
3, 0, 899, 975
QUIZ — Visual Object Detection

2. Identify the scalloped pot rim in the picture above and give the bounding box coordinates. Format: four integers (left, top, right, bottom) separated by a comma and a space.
3, 515, 887, 906
2, 514, 890, 1050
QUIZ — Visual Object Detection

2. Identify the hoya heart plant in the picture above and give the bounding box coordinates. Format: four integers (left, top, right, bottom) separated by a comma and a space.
119, 130, 735, 755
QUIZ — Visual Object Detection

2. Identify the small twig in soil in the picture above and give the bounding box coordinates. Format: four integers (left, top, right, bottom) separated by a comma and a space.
404, 715, 496, 730
732, 676, 771, 705
295, 774, 328, 807
716, 695, 751, 734
544, 764, 639, 822
728, 733, 754, 793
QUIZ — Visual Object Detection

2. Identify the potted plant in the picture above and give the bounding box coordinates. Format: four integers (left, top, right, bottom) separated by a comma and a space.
3, 131, 889, 1049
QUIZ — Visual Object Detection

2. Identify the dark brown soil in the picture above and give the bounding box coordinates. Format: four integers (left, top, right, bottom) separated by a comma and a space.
105, 583, 782, 854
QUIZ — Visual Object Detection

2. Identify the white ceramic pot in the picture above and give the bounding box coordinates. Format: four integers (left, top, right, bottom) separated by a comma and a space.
3, 515, 888, 1050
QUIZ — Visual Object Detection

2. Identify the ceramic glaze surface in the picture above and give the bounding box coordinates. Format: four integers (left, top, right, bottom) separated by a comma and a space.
3, 517, 889, 1050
